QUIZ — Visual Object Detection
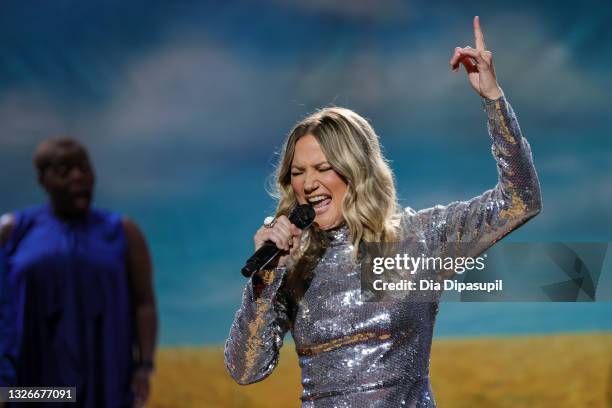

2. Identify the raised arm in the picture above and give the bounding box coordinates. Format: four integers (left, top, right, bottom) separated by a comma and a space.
224, 266, 292, 385
408, 92, 541, 259
406, 17, 542, 259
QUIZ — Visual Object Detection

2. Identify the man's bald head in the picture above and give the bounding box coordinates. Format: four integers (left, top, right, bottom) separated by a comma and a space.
33, 137, 88, 177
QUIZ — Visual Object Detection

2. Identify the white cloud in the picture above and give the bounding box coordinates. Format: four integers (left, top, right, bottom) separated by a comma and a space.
265, 0, 415, 21
2, 12, 607, 149
0, 90, 71, 147
480, 13, 609, 113
96, 40, 264, 145
1, 12, 608, 198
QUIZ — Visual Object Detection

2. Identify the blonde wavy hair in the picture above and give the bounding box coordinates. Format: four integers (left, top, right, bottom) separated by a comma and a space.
271, 107, 401, 270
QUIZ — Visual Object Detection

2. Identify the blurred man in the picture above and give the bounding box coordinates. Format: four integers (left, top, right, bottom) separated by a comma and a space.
0, 137, 157, 407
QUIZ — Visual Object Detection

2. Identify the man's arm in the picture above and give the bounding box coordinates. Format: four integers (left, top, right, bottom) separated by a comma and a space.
122, 217, 157, 407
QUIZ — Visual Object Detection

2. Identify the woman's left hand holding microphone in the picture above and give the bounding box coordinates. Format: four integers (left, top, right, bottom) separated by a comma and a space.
254, 215, 303, 268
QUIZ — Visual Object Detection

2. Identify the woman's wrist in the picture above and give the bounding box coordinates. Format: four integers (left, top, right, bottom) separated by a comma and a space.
251, 265, 288, 298
482, 85, 503, 101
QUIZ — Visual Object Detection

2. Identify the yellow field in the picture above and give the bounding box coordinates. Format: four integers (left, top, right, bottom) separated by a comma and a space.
149, 332, 611, 408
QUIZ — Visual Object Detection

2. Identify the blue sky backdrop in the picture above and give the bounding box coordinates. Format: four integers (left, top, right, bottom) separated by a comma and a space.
1, 0, 611, 344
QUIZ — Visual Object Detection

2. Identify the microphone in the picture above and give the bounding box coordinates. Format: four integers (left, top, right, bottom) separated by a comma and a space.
241, 204, 315, 277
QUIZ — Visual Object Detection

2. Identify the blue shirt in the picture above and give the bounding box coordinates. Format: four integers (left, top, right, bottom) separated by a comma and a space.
0, 204, 134, 407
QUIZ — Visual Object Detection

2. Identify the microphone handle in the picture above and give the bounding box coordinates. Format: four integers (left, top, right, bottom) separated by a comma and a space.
241, 240, 282, 277
241, 204, 314, 278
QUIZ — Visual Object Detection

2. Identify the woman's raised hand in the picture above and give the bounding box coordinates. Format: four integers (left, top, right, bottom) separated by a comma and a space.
450, 16, 502, 100
254, 215, 303, 267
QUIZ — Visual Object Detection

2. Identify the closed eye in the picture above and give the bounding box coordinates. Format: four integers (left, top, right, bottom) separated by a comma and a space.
291, 166, 332, 176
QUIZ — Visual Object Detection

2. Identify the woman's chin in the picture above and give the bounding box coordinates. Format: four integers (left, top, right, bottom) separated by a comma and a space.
314, 215, 343, 231
314, 219, 329, 230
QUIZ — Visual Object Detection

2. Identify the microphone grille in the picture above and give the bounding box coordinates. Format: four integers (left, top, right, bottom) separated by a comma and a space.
288, 204, 315, 229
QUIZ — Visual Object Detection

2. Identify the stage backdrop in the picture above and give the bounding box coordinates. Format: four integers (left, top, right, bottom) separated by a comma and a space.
1, 0, 610, 346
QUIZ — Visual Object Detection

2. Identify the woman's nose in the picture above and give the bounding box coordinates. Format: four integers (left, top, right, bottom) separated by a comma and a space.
303, 171, 319, 194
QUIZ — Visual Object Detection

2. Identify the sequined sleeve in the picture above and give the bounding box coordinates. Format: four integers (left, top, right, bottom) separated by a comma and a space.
406, 92, 542, 262
224, 266, 292, 385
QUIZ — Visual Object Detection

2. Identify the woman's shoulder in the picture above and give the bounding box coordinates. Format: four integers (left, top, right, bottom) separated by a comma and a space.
402, 206, 417, 218
397, 206, 422, 238
397, 204, 447, 237
400, 204, 449, 223
399, 206, 424, 226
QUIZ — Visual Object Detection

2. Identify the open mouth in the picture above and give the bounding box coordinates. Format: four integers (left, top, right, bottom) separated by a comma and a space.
70, 190, 92, 205
307, 194, 332, 214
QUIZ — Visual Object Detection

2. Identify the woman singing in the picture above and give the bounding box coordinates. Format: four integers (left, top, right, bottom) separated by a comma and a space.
224, 16, 541, 407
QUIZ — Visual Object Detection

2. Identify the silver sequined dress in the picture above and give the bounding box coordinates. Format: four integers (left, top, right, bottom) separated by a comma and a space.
224, 94, 542, 407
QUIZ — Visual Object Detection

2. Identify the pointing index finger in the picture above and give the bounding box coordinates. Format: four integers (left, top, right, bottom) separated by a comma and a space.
474, 15, 486, 50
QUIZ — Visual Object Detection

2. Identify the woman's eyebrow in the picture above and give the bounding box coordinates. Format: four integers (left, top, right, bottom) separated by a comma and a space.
291, 161, 329, 169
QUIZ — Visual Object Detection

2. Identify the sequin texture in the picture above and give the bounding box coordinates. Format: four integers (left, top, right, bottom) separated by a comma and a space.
224, 94, 541, 407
